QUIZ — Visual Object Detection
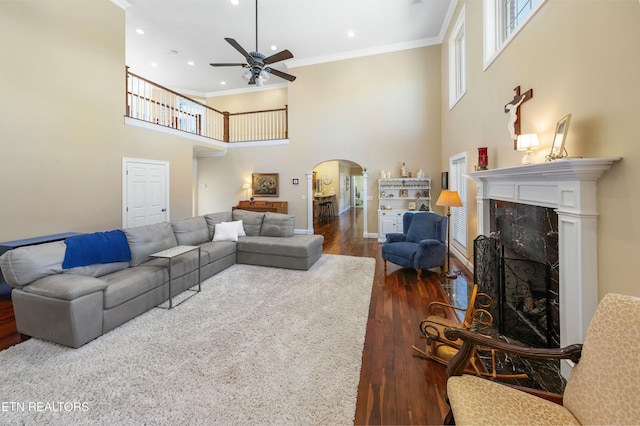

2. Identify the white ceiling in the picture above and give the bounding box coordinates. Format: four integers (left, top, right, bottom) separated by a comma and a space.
124, 0, 456, 97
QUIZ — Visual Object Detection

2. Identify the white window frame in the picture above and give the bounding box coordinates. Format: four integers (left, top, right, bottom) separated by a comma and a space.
449, 153, 467, 251
448, 5, 466, 110
483, 0, 547, 70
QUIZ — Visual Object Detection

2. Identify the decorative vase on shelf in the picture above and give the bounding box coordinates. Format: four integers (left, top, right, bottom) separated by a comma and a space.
478, 147, 488, 170
400, 162, 408, 178
417, 169, 425, 178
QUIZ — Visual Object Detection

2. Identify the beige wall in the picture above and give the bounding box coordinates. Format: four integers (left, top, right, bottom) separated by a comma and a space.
206, 88, 288, 113
198, 46, 442, 233
0, 1, 197, 241
440, 0, 640, 298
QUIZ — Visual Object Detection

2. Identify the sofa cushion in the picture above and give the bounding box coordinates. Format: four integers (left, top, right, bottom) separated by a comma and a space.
101, 265, 168, 309
64, 261, 130, 278
124, 222, 178, 267
259, 212, 295, 237
232, 209, 265, 236
237, 235, 323, 258
204, 212, 233, 240
0, 241, 65, 287
23, 274, 108, 301
171, 217, 210, 246
212, 221, 239, 242
198, 241, 237, 263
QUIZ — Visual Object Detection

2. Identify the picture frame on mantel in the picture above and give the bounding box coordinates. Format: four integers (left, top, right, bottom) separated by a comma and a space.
546, 114, 572, 161
252, 173, 279, 197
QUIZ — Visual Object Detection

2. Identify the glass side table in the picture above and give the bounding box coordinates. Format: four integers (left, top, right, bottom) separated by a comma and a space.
150, 245, 201, 309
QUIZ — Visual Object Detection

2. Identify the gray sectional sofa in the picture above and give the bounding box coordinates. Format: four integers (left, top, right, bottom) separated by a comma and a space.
0, 210, 323, 348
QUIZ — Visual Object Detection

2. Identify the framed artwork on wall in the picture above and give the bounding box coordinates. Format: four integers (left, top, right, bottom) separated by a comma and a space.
252, 173, 279, 197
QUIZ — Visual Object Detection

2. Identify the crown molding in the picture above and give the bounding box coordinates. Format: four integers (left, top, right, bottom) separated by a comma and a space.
286, 37, 441, 69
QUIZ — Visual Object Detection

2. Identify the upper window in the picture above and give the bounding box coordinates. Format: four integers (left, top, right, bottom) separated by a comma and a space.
483, 0, 546, 70
448, 5, 466, 109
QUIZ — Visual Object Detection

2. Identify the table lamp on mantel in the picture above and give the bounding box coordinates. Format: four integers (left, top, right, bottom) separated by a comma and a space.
436, 190, 463, 279
242, 183, 251, 200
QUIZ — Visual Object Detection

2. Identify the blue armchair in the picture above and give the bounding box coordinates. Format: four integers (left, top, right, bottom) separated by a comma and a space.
381, 211, 448, 278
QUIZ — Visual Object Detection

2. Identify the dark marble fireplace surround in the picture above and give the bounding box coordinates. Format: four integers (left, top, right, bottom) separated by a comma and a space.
483, 200, 560, 349
472, 201, 563, 392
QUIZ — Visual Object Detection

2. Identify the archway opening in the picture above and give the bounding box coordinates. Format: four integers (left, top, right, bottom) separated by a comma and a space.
309, 159, 367, 238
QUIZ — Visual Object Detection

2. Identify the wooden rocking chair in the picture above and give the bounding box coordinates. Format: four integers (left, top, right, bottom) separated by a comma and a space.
413, 284, 527, 379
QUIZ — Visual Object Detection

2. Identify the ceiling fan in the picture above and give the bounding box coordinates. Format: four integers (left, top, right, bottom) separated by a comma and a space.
210, 0, 296, 86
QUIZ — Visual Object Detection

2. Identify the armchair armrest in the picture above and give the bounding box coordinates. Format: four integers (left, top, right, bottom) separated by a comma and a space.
417, 238, 442, 249
385, 233, 406, 243
444, 327, 583, 377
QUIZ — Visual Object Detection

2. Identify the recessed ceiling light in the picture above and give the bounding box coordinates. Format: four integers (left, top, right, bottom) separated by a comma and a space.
188, 61, 195, 66
270, 45, 277, 51
221, 81, 227, 85
230, 0, 239, 5
347, 30, 355, 38
135, 28, 144, 35
150, 62, 157, 67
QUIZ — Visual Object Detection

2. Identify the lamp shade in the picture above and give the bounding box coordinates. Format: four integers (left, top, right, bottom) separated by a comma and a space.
241, 183, 251, 190
436, 190, 463, 207
517, 133, 540, 151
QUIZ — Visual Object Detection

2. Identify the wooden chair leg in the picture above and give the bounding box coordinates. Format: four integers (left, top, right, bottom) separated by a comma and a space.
383, 259, 387, 272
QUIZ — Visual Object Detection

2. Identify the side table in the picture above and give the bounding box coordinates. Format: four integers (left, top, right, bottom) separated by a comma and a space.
150, 245, 201, 309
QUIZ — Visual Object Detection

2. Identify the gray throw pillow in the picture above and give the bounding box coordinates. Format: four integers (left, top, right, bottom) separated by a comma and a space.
259, 212, 295, 237
232, 210, 265, 236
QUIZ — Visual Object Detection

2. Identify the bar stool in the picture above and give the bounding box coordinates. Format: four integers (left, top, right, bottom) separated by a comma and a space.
319, 199, 333, 222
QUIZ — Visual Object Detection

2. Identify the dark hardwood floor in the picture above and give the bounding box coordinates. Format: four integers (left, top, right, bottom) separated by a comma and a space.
0, 208, 473, 425
315, 208, 473, 425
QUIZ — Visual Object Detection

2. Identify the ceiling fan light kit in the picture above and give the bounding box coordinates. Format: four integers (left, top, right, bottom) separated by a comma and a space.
210, 0, 297, 86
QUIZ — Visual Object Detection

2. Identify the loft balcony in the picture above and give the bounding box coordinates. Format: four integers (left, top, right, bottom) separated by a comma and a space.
125, 68, 289, 155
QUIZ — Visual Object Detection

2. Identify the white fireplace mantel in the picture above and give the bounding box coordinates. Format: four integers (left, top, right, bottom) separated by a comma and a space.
466, 157, 621, 376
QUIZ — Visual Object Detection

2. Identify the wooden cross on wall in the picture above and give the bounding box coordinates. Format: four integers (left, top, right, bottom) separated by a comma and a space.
504, 86, 533, 150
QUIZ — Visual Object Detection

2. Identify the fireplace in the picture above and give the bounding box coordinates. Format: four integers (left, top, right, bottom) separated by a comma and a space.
466, 158, 620, 376
475, 200, 560, 347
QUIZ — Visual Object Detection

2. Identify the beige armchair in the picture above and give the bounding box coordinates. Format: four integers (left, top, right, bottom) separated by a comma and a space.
444, 293, 640, 425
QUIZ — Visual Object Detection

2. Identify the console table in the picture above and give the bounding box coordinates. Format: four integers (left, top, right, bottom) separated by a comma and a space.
232, 200, 288, 214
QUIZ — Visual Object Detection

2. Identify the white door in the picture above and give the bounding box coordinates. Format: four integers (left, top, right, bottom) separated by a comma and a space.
123, 158, 169, 228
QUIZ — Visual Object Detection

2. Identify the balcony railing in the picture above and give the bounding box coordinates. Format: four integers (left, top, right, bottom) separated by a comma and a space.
125, 68, 288, 142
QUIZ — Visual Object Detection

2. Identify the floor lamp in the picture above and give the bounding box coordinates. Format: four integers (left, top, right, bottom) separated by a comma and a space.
436, 189, 463, 279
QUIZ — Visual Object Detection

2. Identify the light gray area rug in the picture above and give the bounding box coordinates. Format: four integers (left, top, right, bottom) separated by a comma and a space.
0, 254, 375, 425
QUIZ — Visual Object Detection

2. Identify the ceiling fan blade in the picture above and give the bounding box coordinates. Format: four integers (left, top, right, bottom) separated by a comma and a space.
224, 37, 252, 61
263, 49, 293, 65
209, 63, 246, 67
266, 68, 297, 82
